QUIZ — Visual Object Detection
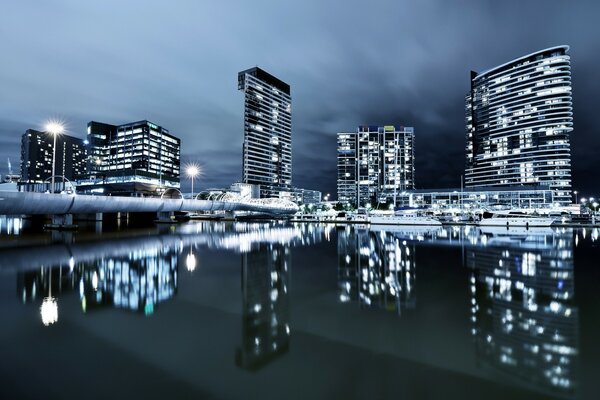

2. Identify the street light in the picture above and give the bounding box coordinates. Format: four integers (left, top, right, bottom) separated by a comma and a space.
573, 190, 578, 204
45, 121, 64, 193
186, 164, 200, 199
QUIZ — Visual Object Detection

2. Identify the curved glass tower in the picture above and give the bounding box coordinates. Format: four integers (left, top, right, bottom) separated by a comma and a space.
465, 46, 573, 205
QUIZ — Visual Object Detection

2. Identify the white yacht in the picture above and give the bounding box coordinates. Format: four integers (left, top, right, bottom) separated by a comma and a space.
369, 214, 442, 226
478, 211, 558, 228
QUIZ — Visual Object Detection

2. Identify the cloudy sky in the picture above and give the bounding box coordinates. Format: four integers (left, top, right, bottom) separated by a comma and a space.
1, 0, 599, 196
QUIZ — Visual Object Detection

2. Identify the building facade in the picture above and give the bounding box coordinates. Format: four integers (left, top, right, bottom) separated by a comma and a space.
82, 120, 180, 195
238, 67, 292, 198
465, 46, 573, 205
395, 186, 557, 210
20, 129, 86, 191
337, 125, 415, 207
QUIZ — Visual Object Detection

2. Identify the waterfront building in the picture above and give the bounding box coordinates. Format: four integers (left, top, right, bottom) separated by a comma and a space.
81, 120, 180, 195
238, 67, 292, 198
20, 129, 86, 191
395, 186, 558, 210
465, 46, 573, 205
229, 182, 260, 199
299, 188, 321, 205
290, 187, 321, 205
337, 125, 414, 207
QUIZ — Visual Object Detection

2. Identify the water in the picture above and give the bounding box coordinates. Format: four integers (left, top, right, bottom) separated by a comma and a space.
0, 218, 599, 400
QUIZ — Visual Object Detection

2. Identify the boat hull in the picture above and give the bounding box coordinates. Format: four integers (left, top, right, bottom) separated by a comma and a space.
369, 216, 442, 226
479, 218, 556, 227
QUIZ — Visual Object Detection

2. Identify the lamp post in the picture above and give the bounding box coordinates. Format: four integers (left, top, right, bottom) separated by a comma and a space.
186, 164, 199, 199
46, 122, 64, 193
573, 190, 578, 204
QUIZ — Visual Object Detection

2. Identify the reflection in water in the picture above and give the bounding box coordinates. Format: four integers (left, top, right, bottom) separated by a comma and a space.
12, 222, 322, 325
467, 228, 578, 398
236, 243, 291, 370
17, 247, 179, 318
338, 226, 415, 315
79, 248, 178, 316
0, 215, 23, 235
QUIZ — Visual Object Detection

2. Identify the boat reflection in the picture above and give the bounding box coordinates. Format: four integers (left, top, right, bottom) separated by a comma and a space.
338, 226, 416, 315
236, 242, 291, 370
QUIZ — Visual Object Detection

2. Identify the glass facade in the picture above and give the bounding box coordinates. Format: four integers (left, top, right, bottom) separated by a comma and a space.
84, 120, 180, 192
20, 129, 87, 190
238, 67, 292, 199
337, 125, 415, 206
396, 187, 556, 210
465, 46, 573, 205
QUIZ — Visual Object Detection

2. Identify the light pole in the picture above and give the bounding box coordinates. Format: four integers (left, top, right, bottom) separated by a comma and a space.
46, 122, 64, 193
573, 190, 578, 204
186, 164, 199, 199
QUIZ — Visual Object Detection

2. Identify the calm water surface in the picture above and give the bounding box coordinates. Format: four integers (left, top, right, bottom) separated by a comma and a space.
0, 217, 599, 400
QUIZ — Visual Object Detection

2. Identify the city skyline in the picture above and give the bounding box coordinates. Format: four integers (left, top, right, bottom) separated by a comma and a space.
1, 1, 599, 197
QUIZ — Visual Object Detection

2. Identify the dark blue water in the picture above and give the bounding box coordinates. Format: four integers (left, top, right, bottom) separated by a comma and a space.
0, 218, 598, 400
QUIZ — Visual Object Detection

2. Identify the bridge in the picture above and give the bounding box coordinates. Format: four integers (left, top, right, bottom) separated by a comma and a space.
0, 190, 299, 227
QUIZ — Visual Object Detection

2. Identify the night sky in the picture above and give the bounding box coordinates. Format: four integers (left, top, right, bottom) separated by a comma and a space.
1, 0, 599, 198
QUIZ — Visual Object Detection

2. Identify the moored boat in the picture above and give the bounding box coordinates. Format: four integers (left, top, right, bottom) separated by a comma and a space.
478, 211, 557, 228
369, 214, 442, 226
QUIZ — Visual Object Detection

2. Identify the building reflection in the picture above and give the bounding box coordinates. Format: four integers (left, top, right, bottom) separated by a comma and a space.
17, 247, 179, 319
467, 228, 578, 398
236, 243, 291, 370
13, 222, 311, 326
338, 227, 415, 315
79, 248, 178, 315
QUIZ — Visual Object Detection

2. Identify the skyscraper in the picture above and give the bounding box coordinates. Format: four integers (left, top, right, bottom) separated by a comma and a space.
465, 46, 573, 205
238, 67, 292, 198
20, 129, 87, 191
83, 120, 180, 195
337, 125, 415, 207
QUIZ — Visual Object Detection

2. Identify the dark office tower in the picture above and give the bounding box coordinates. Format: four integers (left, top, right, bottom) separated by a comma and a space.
465, 46, 573, 205
337, 125, 415, 207
84, 120, 180, 195
20, 129, 86, 190
238, 67, 292, 199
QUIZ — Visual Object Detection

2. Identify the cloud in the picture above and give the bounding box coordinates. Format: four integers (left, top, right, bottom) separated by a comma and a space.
0, 0, 598, 196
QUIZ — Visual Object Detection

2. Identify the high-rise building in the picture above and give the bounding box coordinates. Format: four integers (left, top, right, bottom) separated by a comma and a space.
337, 125, 415, 207
238, 67, 292, 198
20, 129, 87, 191
465, 46, 573, 205
82, 120, 180, 195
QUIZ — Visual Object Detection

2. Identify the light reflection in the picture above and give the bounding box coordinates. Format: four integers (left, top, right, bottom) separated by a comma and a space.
236, 243, 290, 370
468, 228, 578, 397
40, 296, 58, 326
338, 227, 415, 315
186, 251, 197, 272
